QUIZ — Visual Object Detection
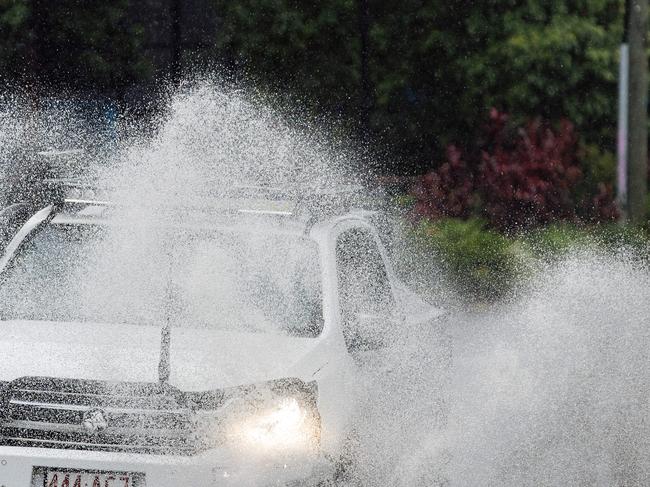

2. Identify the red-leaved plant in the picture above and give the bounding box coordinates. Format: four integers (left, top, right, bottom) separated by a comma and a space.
411, 109, 618, 230
411, 145, 475, 220
479, 114, 582, 229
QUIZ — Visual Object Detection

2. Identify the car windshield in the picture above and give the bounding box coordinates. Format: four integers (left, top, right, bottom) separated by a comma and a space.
0, 221, 323, 337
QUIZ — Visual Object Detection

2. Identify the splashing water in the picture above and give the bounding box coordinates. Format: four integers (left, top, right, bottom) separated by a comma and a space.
105, 81, 359, 203
334, 250, 649, 486
442, 251, 650, 486
1, 82, 649, 486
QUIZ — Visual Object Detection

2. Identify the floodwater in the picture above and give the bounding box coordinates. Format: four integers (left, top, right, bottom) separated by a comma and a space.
0, 82, 649, 486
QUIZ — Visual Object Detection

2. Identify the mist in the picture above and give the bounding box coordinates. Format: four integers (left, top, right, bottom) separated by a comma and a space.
1, 82, 649, 486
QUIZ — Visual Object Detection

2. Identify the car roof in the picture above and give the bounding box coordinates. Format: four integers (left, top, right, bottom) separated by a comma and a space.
50, 202, 312, 238
45, 178, 384, 238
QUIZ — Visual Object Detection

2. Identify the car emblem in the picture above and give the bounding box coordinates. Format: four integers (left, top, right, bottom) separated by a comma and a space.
82, 408, 108, 434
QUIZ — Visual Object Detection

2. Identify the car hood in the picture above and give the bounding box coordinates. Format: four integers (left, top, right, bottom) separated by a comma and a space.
0, 320, 324, 390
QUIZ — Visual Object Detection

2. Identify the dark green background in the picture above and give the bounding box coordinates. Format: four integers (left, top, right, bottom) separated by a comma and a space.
0, 0, 626, 174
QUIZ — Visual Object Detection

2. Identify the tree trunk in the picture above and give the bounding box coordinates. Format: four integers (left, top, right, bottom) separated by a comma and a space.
626, 0, 648, 223
358, 0, 372, 136
170, 0, 182, 84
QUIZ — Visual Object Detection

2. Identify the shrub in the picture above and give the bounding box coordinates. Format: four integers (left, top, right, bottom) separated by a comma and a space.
592, 224, 650, 257
521, 223, 592, 259
575, 144, 619, 222
408, 218, 650, 304
415, 217, 523, 301
410, 145, 476, 220
479, 113, 582, 230
524, 220, 650, 257
410, 109, 618, 231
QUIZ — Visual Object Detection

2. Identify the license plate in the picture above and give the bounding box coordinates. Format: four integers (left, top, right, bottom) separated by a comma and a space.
32, 467, 145, 487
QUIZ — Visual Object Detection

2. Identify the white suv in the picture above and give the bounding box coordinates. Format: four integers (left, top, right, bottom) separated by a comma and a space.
0, 184, 444, 486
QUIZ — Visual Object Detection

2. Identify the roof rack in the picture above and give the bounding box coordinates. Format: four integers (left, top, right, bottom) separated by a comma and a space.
37, 149, 85, 158
43, 178, 380, 223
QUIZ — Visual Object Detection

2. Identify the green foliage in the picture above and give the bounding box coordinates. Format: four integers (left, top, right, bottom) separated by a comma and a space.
579, 144, 616, 187
213, 0, 361, 119
211, 0, 624, 170
411, 218, 650, 303
522, 223, 593, 258
522, 222, 650, 262
591, 223, 650, 254
0, 0, 630, 173
0, 0, 29, 76
0, 0, 149, 93
461, 1, 621, 143
415, 218, 523, 301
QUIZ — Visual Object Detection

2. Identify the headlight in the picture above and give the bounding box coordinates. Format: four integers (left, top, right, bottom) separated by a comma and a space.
193, 378, 320, 455
228, 395, 318, 452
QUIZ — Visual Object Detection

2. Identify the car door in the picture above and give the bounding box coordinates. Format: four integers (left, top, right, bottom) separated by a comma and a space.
333, 222, 449, 481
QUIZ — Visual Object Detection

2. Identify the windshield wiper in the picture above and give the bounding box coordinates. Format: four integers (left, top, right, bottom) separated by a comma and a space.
158, 322, 171, 383
158, 251, 179, 384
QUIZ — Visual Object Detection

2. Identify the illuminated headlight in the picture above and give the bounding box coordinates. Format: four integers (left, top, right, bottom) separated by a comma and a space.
194, 379, 320, 455
229, 395, 319, 452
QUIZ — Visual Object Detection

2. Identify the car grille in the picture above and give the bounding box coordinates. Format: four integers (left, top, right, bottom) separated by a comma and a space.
0, 377, 201, 455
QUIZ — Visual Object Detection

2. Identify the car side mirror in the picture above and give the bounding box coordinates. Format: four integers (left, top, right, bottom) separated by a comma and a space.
347, 312, 393, 352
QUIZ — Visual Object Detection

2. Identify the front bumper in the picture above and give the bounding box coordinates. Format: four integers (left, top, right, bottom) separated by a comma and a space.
0, 446, 335, 487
